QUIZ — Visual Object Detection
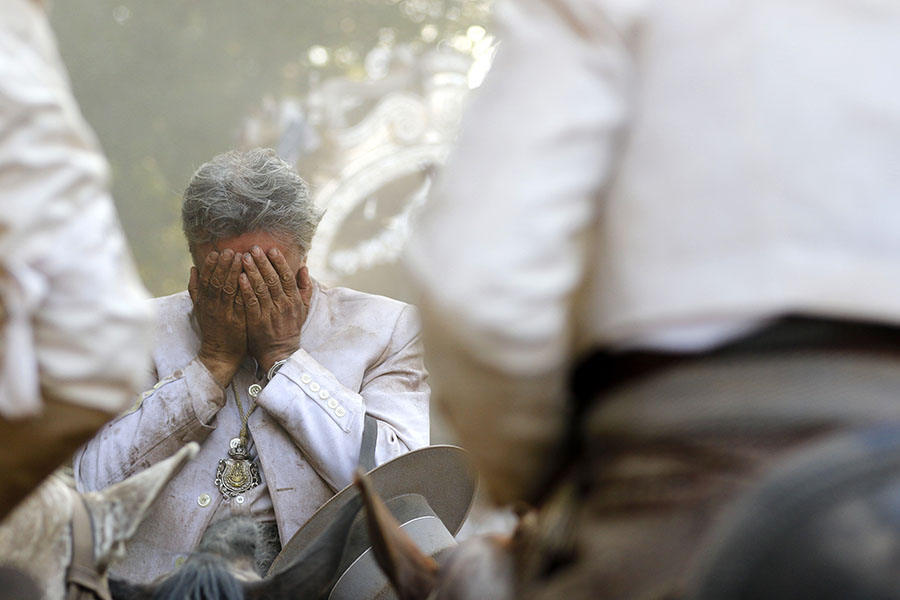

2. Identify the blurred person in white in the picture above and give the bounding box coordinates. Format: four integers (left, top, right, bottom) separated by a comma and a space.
74, 148, 430, 583
0, 0, 152, 518
407, 0, 900, 597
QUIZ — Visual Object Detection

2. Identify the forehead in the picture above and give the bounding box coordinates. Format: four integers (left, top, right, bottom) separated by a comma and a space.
195, 232, 301, 258
191, 231, 306, 271
214, 231, 288, 252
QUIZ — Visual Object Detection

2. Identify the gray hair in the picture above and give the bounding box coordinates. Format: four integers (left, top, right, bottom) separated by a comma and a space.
182, 148, 323, 255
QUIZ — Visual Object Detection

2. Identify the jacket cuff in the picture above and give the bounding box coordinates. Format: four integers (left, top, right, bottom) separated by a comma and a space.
183, 358, 227, 425
262, 349, 364, 433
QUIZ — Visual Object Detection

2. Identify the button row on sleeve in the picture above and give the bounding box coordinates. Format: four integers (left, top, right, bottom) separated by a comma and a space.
299, 373, 346, 420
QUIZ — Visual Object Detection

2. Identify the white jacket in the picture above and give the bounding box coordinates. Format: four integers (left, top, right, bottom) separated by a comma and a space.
0, 0, 151, 417
407, 0, 900, 502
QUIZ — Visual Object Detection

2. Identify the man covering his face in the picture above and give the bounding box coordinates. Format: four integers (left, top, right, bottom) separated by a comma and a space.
75, 148, 430, 583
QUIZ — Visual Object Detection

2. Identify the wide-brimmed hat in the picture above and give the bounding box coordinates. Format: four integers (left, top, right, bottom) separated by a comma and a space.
267, 444, 478, 599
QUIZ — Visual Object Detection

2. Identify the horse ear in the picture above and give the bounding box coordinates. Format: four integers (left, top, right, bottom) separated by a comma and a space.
355, 470, 439, 600
245, 493, 364, 600
84, 442, 199, 568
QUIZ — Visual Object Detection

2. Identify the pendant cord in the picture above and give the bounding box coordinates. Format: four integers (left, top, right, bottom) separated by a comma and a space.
215, 377, 263, 499
233, 384, 259, 446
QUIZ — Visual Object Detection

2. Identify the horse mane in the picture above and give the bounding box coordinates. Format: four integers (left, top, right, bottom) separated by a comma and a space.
196, 516, 279, 577
110, 555, 244, 600
155, 554, 245, 600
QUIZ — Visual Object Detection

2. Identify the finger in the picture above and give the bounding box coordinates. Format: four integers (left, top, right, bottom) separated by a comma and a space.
223, 279, 246, 329
297, 265, 312, 307
222, 251, 242, 298
268, 247, 299, 298
198, 251, 225, 312
198, 251, 220, 290
188, 266, 199, 304
208, 249, 234, 292
239, 273, 261, 322
231, 295, 246, 328
243, 251, 274, 309
252, 246, 287, 302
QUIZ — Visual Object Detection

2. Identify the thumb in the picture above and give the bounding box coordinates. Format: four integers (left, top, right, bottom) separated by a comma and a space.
188, 266, 199, 304
297, 266, 312, 305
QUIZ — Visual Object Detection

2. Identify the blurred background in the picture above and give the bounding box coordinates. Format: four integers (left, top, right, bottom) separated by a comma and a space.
50, 0, 496, 302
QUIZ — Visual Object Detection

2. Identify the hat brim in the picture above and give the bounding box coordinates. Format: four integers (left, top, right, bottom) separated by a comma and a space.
267, 444, 478, 576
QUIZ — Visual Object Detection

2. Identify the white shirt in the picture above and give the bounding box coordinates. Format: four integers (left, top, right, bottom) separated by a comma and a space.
0, 0, 151, 417
406, 0, 900, 503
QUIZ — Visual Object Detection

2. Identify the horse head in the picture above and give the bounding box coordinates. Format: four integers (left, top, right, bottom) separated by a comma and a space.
0, 442, 199, 600
109, 493, 365, 600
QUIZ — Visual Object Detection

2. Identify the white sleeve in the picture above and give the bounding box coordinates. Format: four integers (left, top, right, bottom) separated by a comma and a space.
0, 1, 152, 418
405, 0, 639, 503
257, 305, 430, 490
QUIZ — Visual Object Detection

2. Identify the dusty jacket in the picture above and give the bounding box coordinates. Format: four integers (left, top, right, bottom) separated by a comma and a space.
74, 281, 429, 582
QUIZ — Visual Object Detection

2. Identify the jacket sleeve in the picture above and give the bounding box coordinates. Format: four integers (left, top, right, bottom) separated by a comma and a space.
0, 0, 152, 419
405, 0, 640, 504
74, 358, 226, 491
256, 304, 430, 491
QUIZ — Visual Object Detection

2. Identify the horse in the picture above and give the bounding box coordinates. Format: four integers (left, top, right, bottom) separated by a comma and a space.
110, 468, 519, 600
108, 493, 365, 600
0, 439, 367, 600
0, 443, 199, 600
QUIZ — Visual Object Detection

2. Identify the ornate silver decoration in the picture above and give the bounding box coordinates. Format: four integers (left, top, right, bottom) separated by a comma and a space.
215, 437, 260, 498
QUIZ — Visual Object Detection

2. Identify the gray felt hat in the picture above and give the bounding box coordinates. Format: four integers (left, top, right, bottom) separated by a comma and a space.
267, 444, 478, 599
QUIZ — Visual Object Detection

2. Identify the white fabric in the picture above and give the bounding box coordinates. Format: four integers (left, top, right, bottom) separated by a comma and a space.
0, 0, 151, 417
621, 317, 772, 353
406, 0, 900, 502
74, 282, 430, 583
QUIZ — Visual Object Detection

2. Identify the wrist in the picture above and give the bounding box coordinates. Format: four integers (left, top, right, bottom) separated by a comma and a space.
197, 348, 242, 388
259, 347, 297, 373
266, 359, 289, 382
